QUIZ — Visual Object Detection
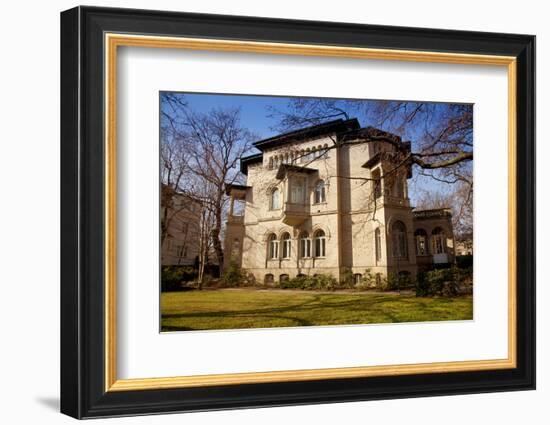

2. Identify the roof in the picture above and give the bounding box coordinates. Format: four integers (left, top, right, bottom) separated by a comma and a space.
252, 118, 360, 152
240, 120, 409, 175
224, 183, 251, 196
275, 164, 318, 180
412, 208, 453, 219
240, 153, 263, 175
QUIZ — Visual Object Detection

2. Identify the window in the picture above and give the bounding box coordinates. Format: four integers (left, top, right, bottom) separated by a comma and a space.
354, 273, 363, 285
314, 180, 326, 204
268, 233, 279, 259
268, 157, 274, 169
415, 229, 428, 255
280, 274, 289, 282
432, 227, 446, 254
314, 229, 326, 257
322, 143, 329, 158
290, 177, 306, 204
392, 220, 408, 259
264, 274, 274, 285
375, 228, 382, 262
270, 187, 280, 210
281, 232, 291, 259
299, 231, 311, 258
372, 169, 382, 198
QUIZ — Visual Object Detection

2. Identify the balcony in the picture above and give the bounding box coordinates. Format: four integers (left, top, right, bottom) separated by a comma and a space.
383, 195, 410, 207
282, 202, 309, 226
227, 214, 244, 225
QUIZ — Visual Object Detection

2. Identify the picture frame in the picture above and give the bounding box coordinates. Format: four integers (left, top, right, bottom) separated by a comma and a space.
60, 5, 535, 419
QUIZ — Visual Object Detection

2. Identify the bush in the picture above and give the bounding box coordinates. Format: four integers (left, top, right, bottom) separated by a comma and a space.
220, 261, 247, 287
340, 267, 355, 287
456, 255, 473, 269
161, 266, 197, 291
415, 266, 472, 297
280, 274, 338, 290
354, 268, 377, 290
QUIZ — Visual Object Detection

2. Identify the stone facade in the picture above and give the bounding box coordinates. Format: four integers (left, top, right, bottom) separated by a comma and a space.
224, 119, 455, 285
161, 190, 201, 267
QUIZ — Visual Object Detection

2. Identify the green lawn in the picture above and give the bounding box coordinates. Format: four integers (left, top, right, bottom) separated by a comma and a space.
161, 289, 473, 332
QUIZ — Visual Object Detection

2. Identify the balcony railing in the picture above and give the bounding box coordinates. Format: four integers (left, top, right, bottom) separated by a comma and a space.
383, 195, 410, 207
282, 202, 309, 226
227, 215, 244, 224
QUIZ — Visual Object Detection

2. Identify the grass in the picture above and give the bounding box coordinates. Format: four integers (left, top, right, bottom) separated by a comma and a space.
161, 289, 473, 332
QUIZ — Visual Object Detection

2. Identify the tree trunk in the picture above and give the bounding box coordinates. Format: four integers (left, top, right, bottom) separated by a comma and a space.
211, 192, 224, 270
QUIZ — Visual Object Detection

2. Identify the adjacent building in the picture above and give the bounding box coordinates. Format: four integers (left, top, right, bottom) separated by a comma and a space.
160, 185, 201, 267
224, 119, 455, 285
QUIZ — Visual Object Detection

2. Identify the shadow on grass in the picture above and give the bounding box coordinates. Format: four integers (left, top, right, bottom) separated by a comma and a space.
161, 294, 417, 331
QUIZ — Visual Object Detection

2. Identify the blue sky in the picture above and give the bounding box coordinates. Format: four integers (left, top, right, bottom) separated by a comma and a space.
161, 92, 471, 205
162, 92, 296, 140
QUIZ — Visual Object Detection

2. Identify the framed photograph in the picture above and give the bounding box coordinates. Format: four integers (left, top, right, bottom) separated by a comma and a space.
60, 6, 535, 419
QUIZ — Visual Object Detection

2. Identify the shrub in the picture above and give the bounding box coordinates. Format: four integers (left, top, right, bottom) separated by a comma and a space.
456, 255, 473, 269
415, 271, 430, 297
219, 261, 246, 288
161, 266, 196, 291
354, 268, 377, 290
280, 274, 337, 290
415, 266, 471, 297
340, 267, 354, 287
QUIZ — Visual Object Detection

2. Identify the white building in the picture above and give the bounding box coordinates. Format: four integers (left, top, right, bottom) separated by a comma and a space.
224, 119, 455, 285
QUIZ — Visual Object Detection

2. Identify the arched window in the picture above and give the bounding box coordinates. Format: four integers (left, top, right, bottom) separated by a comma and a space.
270, 188, 280, 210
375, 228, 382, 261
281, 232, 291, 259
290, 177, 306, 204
264, 274, 274, 285
299, 231, 311, 258
268, 157, 274, 169
392, 221, 408, 259
314, 229, 326, 258
314, 180, 326, 204
322, 143, 329, 158
431, 227, 446, 254
414, 229, 428, 255
299, 150, 305, 163
354, 273, 363, 285
267, 233, 279, 259
279, 274, 289, 282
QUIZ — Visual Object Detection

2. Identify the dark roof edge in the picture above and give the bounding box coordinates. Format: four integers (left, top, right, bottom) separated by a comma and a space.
240, 153, 263, 175
252, 118, 360, 151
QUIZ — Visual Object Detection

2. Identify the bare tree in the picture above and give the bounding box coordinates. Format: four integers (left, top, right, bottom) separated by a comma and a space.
268, 98, 473, 178
160, 121, 192, 244
161, 95, 256, 269
268, 99, 474, 223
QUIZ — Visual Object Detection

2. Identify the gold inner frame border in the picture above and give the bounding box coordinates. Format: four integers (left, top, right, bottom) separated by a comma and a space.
104, 33, 517, 392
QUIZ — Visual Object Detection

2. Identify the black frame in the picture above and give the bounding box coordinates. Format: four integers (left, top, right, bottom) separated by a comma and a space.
61, 6, 536, 419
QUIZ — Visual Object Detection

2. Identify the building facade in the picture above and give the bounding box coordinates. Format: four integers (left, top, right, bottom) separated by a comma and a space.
161, 186, 201, 267
224, 119, 455, 285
